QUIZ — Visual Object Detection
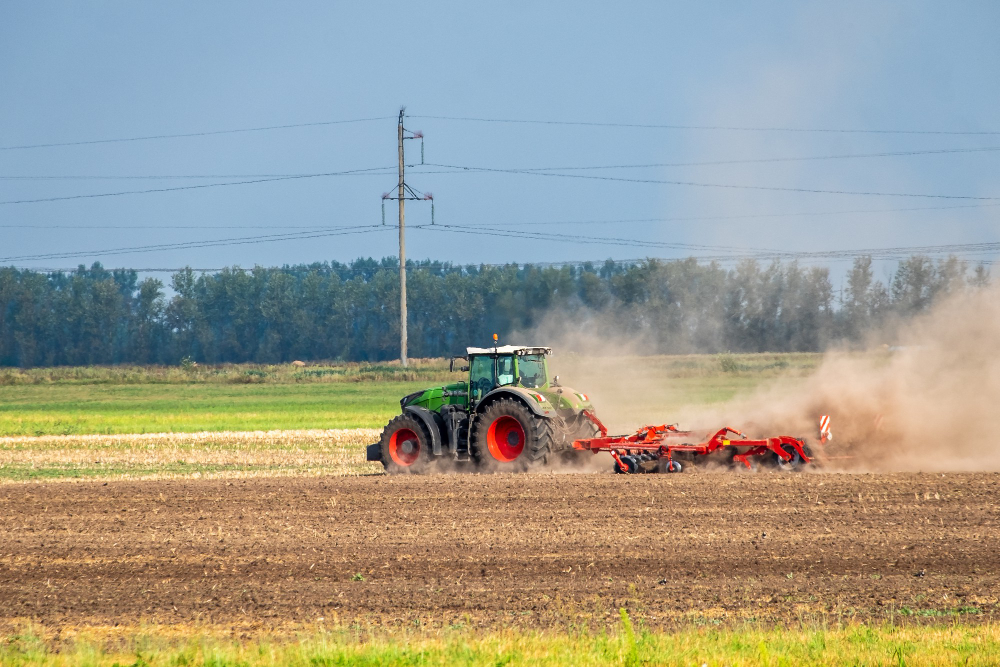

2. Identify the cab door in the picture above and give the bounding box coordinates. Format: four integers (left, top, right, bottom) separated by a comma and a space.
469, 355, 495, 405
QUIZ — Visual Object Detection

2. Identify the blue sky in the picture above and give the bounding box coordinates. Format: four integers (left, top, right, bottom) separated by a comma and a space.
1, 2, 998, 283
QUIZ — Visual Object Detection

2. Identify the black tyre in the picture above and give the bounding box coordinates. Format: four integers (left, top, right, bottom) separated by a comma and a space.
379, 413, 432, 474
471, 398, 553, 472
773, 443, 807, 471
611, 454, 640, 474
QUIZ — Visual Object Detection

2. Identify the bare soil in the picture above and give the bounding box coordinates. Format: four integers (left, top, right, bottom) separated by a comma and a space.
1, 471, 998, 630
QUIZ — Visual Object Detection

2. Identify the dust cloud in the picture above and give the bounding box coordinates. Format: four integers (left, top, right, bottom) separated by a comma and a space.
709, 283, 1000, 472
530, 282, 1000, 473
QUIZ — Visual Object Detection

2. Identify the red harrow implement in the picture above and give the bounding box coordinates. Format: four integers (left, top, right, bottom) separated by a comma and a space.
573, 411, 821, 473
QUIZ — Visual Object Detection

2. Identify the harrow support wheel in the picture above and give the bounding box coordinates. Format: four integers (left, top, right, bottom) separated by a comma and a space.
379, 413, 432, 474
773, 443, 809, 471
472, 398, 553, 472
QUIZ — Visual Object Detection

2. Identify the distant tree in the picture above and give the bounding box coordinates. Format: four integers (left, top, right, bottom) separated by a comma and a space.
126, 278, 165, 364
841, 256, 889, 342
970, 263, 991, 288
891, 255, 938, 315
933, 256, 967, 298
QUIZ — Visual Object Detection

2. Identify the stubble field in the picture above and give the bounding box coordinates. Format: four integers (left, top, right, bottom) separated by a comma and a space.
3, 354, 999, 664
2, 472, 997, 630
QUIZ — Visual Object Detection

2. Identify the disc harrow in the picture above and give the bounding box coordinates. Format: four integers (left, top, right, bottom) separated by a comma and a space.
572, 410, 819, 473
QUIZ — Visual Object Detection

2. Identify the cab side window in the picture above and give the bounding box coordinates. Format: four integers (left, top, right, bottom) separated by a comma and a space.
469, 356, 494, 400
496, 355, 515, 386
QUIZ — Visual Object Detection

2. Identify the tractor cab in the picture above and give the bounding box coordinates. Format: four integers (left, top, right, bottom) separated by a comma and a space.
464, 345, 552, 406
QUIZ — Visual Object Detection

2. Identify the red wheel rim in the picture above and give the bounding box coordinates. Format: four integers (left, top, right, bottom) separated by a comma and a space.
388, 428, 420, 466
487, 415, 526, 462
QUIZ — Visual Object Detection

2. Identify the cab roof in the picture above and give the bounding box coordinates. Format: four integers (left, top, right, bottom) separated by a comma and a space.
465, 345, 551, 357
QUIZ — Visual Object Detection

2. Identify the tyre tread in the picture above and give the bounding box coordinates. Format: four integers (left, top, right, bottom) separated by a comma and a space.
471, 398, 553, 471
379, 413, 432, 474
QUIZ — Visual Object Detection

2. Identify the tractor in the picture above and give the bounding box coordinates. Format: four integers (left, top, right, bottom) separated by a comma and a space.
367, 341, 598, 473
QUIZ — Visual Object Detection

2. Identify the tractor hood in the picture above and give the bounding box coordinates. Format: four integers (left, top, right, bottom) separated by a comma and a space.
539, 385, 594, 413
400, 381, 468, 410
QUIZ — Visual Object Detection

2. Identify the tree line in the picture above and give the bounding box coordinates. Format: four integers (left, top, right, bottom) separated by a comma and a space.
0, 255, 989, 367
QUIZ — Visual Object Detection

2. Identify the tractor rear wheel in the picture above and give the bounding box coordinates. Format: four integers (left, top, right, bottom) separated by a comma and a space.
472, 398, 553, 472
379, 413, 432, 474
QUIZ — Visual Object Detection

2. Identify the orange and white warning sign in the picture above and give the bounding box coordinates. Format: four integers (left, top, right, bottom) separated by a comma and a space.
819, 415, 832, 443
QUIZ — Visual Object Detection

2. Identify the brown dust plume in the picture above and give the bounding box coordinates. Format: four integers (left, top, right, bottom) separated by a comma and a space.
687, 282, 1000, 472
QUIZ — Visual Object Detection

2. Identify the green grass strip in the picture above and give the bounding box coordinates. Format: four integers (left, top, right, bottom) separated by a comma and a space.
2, 619, 998, 666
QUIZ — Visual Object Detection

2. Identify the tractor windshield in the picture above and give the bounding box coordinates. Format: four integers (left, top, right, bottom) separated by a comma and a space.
469, 353, 547, 399
517, 354, 547, 388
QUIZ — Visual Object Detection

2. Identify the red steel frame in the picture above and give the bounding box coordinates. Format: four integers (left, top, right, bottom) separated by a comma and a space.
573, 410, 811, 472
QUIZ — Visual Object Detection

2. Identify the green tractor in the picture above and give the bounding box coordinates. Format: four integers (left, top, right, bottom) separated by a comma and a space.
366, 343, 600, 473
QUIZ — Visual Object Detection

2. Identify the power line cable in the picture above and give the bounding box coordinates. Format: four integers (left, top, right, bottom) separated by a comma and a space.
3, 201, 999, 231
0, 167, 395, 205
419, 223, 781, 254
424, 162, 1000, 201
697, 244, 1000, 263
0, 225, 389, 262
7, 143, 1000, 182
411, 114, 1000, 136
0, 224, 342, 229
414, 223, 1000, 263
5, 113, 997, 153
0, 116, 395, 151
6, 161, 997, 206
417, 224, 767, 254
458, 202, 1000, 227
0, 172, 394, 181
481, 146, 1000, 171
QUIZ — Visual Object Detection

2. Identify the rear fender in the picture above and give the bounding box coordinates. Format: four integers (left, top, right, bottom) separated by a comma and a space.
403, 405, 445, 456
478, 386, 554, 418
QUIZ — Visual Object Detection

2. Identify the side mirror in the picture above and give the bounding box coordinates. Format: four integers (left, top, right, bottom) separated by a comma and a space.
552, 375, 560, 386
450, 357, 470, 372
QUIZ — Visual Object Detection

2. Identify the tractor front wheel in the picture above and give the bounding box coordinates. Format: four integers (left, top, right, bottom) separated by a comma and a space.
472, 398, 553, 472
379, 414, 432, 474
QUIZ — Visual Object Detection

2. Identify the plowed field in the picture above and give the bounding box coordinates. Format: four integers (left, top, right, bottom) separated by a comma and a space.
1, 472, 997, 631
